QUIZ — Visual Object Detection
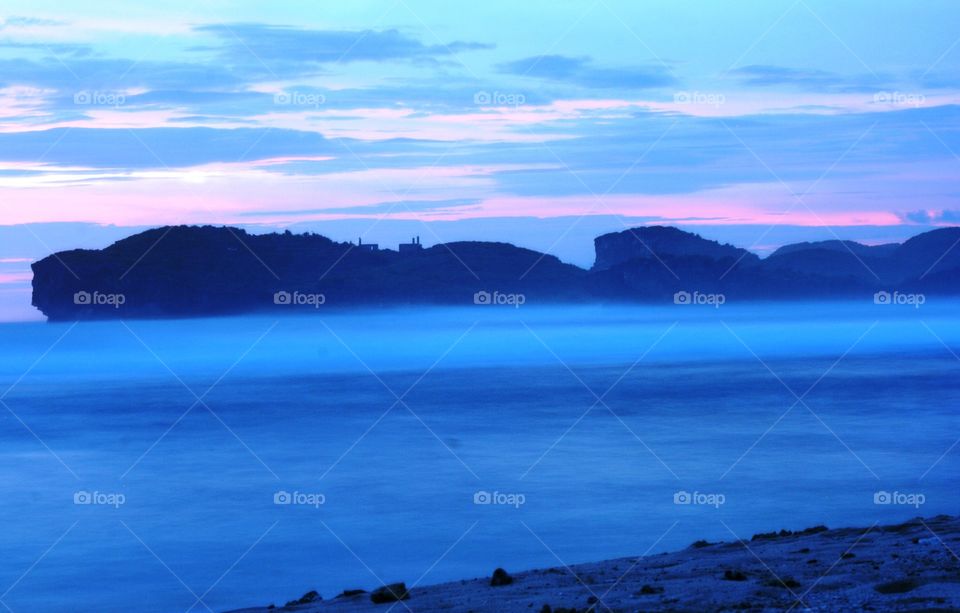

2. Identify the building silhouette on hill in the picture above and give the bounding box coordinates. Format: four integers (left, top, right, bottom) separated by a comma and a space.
357, 237, 378, 251
399, 236, 423, 254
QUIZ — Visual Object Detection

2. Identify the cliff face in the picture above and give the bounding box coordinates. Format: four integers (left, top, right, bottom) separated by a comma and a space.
29, 224, 960, 320
589, 226, 772, 300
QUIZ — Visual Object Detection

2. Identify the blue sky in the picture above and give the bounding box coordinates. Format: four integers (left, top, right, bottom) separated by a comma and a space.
0, 0, 959, 319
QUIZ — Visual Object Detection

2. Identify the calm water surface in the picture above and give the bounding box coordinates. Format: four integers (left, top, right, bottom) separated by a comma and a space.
0, 303, 957, 611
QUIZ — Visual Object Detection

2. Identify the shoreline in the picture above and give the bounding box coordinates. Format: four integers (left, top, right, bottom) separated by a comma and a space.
226, 514, 960, 612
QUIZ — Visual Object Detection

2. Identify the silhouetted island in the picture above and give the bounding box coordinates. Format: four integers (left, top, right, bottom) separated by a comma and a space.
31, 225, 960, 320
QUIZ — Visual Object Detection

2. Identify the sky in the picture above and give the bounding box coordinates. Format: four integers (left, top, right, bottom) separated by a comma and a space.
1, 0, 959, 320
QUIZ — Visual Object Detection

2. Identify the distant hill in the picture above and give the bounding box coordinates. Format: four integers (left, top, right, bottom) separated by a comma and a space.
30, 224, 960, 320
769, 240, 899, 259
592, 226, 759, 271
894, 227, 960, 280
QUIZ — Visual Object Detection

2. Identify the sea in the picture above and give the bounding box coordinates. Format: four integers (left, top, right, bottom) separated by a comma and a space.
0, 302, 956, 611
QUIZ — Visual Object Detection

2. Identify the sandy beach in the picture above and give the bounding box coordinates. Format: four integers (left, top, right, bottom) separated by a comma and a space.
227, 515, 960, 612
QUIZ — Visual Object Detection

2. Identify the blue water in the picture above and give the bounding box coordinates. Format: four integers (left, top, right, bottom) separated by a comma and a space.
0, 303, 957, 612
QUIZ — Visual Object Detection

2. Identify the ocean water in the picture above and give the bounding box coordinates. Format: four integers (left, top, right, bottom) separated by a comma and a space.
0, 302, 957, 612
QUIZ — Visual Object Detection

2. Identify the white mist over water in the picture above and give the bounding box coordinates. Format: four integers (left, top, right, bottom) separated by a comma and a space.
5, 301, 960, 381
0, 302, 957, 611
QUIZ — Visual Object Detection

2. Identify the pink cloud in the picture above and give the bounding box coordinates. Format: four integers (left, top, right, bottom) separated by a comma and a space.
0, 154, 944, 230
0, 271, 33, 284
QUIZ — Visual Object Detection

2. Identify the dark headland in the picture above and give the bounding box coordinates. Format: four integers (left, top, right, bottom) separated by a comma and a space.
225, 515, 960, 612
31, 225, 960, 320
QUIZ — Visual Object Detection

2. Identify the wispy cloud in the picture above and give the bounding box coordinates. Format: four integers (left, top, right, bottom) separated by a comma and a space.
731, 64, 883, 92
0, 16, 68, 29
497, 54, 675, 89
902, 209, 960, 224
192, 23, 493, 68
